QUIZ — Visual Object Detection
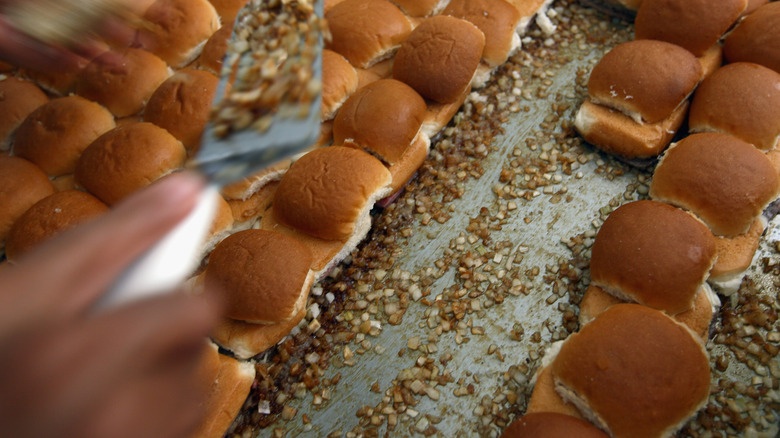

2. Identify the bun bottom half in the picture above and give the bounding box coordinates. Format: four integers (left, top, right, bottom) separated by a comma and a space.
574, 99, 688, 159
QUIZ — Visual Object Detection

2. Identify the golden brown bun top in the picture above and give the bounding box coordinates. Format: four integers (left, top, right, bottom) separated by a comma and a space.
650, 132, 780, 236
635, 0, 746, 57
273, 146, 391, 240
136, 0, 220, 67
501, 413, 608, 438
75, 48, 170, 118
5, 190, 108, 262
393, 15, 485, 104
199, 24, 232, 76
552, 304, 711, 438
333, 79, 426, 163
588, 40, 701, 124
13, 96, 116, 177
689, 62, 780, 150
205, 229, 313, 323
322, 49, 359, 120
590, 200, 716, 315
144, 68, 219, 152
75, 122, 187, 205
724, 3, 780, 75
325, 0, 412, 69
0, 77, 49, 145
443, 0, 521, 67
20, 53, 92, 96
0, 156, 55, 243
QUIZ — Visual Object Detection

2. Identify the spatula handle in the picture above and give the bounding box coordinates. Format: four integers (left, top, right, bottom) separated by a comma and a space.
92, 185, 220, 312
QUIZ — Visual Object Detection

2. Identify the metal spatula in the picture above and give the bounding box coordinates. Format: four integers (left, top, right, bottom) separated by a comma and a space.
93, 0, 324, 311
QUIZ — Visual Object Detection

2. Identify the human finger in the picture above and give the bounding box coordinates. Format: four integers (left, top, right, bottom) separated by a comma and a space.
0, 172, 204, 328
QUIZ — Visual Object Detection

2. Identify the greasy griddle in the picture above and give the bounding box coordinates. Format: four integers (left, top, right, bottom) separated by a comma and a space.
232, 2, 780, 436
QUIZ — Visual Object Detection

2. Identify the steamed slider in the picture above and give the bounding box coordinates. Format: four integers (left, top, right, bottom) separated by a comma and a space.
688, 62, 780, 150
442, 0, 522, 68
578, 284, 717, 341
0, 156, 55, 248
13, 96, 116, 177
650, 133, 780, 237
75, 48, 171, 117
144, 69, 219, 152
322, 49, 359, 121
0, 77, 49, 150
551, 304, 711, 438
74, 122, 187, 205
134, 0, 220, 68
204, 230, 314, 324
634, 0, 745, 76
4, 190, 108, 263
574, 40, 701, 160
709, 218, 765, 295
724, 2, 780, 74
191, 341, 255, 438
262, 147, 392, 277
325, 0, 413, 69
393, 15, 486, 104
333, 79, 429, 193
589, 200, 717, 316
501, 413, 608, 438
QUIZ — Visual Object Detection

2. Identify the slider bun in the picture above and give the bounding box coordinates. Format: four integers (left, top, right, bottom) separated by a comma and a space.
74, 122, 187, 205
501, 413, 608, 438
204, 230, 313, 324
634, 0, 746, 57
443, 0, 522, 67
21, 53, 92, 96
333, 79, 427, 164
135, 0, 221, 68
0, 156, 55, 245
13, 96, 116, 177
688, 62, 780, 150
198, 24, 232, 76
272, 146, 392, 241
744, 0, 769, 15
724, 3, 780, 74
192, 350, 255, 438
580, 285, 716, 341
211, 307, 305, 359
590, 200, 717, 315
587, 40, 701, 124
552, 304, 711, 438
325, 0, 412, 69
574, 97, 688, 159
0, 77, 48, 149
144, 69, 219, 152
322, 49, 359, 121
75, 48, 171, 118
5, 190, 108, 262
393, 15, 485, 104
650, 133, 780, 236
710, 217, 764, 284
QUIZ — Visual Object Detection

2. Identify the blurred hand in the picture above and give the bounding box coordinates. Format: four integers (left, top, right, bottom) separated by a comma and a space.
0, 173, 220, 438
0, 0, 136, 71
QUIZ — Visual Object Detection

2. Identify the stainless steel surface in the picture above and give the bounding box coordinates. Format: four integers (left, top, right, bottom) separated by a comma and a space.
244, 3, 780, 437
